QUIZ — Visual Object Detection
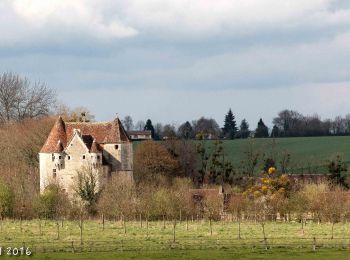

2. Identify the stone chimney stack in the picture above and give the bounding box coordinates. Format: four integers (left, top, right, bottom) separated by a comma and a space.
81, 112, 86, 122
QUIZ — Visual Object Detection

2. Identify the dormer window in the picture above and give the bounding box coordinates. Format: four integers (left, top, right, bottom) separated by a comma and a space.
114, 145, 119, 150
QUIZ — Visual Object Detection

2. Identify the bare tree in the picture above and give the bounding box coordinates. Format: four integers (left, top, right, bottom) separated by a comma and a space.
152, 188, 171, 230
203, 191, 223, 236
0, 72, 56, 123
228, 194, 247, 239
137, 184, 155, 236
56, 104, 95, 122
98, 174, 136, 234
73, 166, 100, 214
321, 187, 347, 239
192, 117, 221, 139
122, 115, 134, 131
135, 120, 145, 131
169, 178, 193, 242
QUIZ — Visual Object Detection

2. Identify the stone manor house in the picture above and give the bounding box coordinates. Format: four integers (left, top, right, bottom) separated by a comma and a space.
39, 116, 133, 194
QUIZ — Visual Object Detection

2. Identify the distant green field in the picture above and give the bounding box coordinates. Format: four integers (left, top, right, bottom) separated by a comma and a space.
207, 136, 350, 174
135, 136, 350, 174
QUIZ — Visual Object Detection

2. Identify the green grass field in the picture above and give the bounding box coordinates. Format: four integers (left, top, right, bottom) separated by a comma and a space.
134, 136, 350, 174
1, 220, 350, 259
201, 136, 350, 174
217, 136, 350, 170
20, 248, 350, 260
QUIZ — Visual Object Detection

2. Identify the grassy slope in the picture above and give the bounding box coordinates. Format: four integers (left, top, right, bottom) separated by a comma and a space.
134, 136, 350, 174
219, 136, 350, 168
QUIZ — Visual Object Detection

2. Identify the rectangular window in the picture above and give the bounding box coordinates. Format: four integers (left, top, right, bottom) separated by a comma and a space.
83, 155, 86, 159
97, 155, 100, 160
114, 145, 119, 150
59, 156, 62, 159
68, 156, 71, 160
53, 169, 56, 178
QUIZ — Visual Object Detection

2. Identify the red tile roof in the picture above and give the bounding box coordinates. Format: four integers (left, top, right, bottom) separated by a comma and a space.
40, 116, 67, 153
54, 140, 64, 153
40, 117, 130, 153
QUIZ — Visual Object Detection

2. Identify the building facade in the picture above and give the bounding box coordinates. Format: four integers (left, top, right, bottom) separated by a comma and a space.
127, 130, 152, 141
39, 116, 133, 194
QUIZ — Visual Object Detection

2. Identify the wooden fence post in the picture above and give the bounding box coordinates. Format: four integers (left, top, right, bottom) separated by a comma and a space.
313, 237, 316, 251
264, 237, 268, 250
71, 241, 75, 253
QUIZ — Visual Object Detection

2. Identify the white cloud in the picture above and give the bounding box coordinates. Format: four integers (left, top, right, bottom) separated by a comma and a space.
0, 0, 350, 124
123, 0, 349, 36
1, 0, 350, 45
0, 0, 138, 45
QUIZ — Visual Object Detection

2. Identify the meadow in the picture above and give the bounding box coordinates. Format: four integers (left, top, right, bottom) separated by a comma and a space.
194, 136, 350, 174
135, 136, 350, 174
2, 219, 350, 259
220, 136, 350, 168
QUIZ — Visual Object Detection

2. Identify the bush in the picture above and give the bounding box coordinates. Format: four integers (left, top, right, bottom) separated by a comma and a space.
0, 182, 14, 218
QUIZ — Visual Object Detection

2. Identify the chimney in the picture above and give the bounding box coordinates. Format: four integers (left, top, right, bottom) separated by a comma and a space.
81, 112, 86, 122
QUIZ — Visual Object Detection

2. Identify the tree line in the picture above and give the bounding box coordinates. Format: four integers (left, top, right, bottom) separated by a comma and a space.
124, 109, 350, 140
0, 72, 348, 139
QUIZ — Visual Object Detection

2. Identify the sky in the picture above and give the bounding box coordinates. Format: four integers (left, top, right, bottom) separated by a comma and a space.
1, 0, 350, 128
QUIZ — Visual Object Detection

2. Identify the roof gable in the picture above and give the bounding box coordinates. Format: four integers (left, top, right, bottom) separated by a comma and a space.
64, 130, 89, 154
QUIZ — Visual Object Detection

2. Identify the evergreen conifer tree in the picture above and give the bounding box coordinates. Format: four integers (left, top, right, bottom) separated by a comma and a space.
144, 119, 156, 139
271, 125, 280, 138
222, 109, 237, 139
255, 118, 269, 138
238, 119, 250, 138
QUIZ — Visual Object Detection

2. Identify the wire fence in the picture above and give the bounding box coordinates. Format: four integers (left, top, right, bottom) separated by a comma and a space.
4, 237, 350, 254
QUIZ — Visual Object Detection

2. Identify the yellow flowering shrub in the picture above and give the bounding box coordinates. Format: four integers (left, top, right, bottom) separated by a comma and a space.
244, 167, 291, 199
268, 167, 276, 175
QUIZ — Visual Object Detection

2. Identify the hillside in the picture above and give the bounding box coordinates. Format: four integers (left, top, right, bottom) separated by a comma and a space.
134, 136, 350, 175
200, 136, 350, 174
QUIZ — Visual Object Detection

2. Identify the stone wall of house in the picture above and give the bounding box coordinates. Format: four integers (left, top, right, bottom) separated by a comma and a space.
120, 142, 133, 172
40, 134, 133, 194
